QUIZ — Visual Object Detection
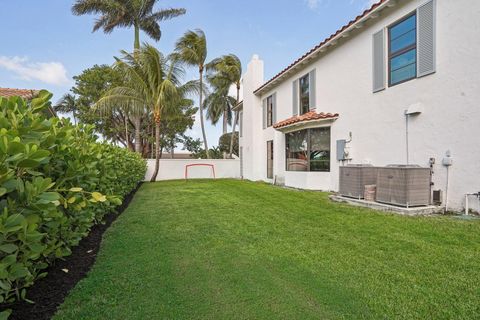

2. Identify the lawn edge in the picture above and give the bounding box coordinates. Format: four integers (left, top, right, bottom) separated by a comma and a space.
4, 182, 144, 320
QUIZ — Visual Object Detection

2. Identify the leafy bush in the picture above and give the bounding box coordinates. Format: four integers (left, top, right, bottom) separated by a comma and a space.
218, 132, 239, 157
0, 91, 146, 307
192, 146, 224, 159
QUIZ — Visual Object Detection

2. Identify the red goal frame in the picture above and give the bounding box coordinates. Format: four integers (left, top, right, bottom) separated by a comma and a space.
184, 163, 216, 180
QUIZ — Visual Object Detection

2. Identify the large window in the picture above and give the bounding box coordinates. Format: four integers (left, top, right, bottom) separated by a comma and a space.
389, 13, 417, 86
266, 95, 273, 127
285, 127, 330, 172
299, 74, 310, 115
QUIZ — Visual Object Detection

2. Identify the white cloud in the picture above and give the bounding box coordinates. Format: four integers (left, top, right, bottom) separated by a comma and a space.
0, 56, 70, 86
305, 0, 320, 9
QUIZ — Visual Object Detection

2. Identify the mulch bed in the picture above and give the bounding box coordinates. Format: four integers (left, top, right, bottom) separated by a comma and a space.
1, 183, 143, 320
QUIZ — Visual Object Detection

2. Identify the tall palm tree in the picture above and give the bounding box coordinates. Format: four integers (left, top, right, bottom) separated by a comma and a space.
72, 0, 186, 154
207, 54, 242, 158
96, 44, 198, 181
173, 29, 210, 158
54, 93, 79, 125
204, 75, 236, 134
72, 0, 186, 51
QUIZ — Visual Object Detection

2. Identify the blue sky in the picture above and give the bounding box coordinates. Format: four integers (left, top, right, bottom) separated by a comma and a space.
0, 0, 374, 147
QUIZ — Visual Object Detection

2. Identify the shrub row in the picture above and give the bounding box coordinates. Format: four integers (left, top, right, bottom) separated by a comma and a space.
0, 91, 146, 307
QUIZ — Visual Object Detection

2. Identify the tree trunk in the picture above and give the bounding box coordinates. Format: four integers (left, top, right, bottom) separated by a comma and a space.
134, 24, 140, 51
150, 116, 161, 182
229, 112, 238, 158
171, 138, 175, 159
228, 84, 241, 158
72, 110, 77, 126
124, 114, 129, 148
223, 109, 228, 134
199, 68, 210, 158
134, 116, 142, 154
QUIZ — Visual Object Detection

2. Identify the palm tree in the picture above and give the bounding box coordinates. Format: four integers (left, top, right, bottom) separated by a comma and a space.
173, 29, 210, 158
96, 44, 197, 181
72, 0, 186, 154
54, 93, 79, 125
72, 0, 186, 51
207, 54, 242, 158
204, 75, 236, 134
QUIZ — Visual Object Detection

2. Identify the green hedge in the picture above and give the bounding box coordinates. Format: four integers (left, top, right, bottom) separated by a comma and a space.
0, 91, 146, 307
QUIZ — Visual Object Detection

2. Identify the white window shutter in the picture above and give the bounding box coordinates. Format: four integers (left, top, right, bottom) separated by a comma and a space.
262, 98, 267, 129
292, 80, 299, 116
372, 29, 386, 93
272, 93, 277, 124
309, 69, 316, 109
417, 0, 436, 77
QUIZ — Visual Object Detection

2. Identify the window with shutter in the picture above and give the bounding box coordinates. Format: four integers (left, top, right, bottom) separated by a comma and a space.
292, 80, 299, 116
388, 13, 417, 86
266, 95, 273, 127
272, 93, 277, 124
309, 69, 316, 109
299, 74, 310, 115
417, 0, 436, 77
372, 29, 386, 92
262, 98, 267, 129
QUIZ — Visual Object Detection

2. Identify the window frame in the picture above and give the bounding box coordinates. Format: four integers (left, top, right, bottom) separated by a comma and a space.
285, 127, 331, 172
298, 74, 310, 115
388, 12, 417, 87
266, 95, 273, 127
267, 140, 274, 179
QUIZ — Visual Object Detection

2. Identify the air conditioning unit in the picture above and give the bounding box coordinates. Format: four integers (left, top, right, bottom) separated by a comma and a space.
339, 165, 378, 199
376, 165, 431, 207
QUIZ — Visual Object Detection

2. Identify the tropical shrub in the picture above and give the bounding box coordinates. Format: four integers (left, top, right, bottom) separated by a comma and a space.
0, 91, 146, 308
219, 132, 238, 157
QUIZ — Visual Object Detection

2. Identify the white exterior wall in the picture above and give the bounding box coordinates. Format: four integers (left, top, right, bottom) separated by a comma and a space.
241, 0, 480, 211
145, 159, 240, 181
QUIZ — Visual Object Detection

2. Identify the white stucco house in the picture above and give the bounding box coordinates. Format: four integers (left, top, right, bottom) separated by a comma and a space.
236, 0, 480, 212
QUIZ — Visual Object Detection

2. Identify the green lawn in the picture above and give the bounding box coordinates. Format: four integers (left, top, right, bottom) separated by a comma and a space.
54, 180, 480, 319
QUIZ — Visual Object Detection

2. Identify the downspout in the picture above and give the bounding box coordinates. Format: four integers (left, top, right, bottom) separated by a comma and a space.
405, 112, 410, 165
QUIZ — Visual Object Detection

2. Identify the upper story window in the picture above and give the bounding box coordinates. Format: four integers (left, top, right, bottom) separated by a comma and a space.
266, 95, 274, 127
262, 93, 276, 129
299, 74, 310, 114
292, 69, 315, 115
389, 13, 417, 86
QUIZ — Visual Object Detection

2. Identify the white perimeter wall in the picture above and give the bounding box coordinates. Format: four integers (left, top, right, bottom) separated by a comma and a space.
145, 159, 240, 181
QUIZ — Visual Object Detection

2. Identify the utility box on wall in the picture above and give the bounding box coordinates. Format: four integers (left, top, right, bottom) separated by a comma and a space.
336, 139, 347, 161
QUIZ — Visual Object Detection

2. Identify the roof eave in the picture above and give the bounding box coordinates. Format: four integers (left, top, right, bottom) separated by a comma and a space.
273, 117, 338, 132
254, 0, 396, 96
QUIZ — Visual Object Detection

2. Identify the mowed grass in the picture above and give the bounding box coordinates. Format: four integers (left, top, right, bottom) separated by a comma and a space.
54, 179, 480, 319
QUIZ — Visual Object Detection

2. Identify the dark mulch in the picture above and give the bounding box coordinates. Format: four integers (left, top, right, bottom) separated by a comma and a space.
1, 183, 143, 320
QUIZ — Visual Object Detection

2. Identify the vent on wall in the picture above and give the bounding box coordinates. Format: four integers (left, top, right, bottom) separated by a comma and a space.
432, 190, 442, 205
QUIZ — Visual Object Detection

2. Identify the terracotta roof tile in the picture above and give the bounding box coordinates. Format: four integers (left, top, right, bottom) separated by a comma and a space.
254, 0, 388, 95
273, 110, 339, 129
0, 88, 40, 100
